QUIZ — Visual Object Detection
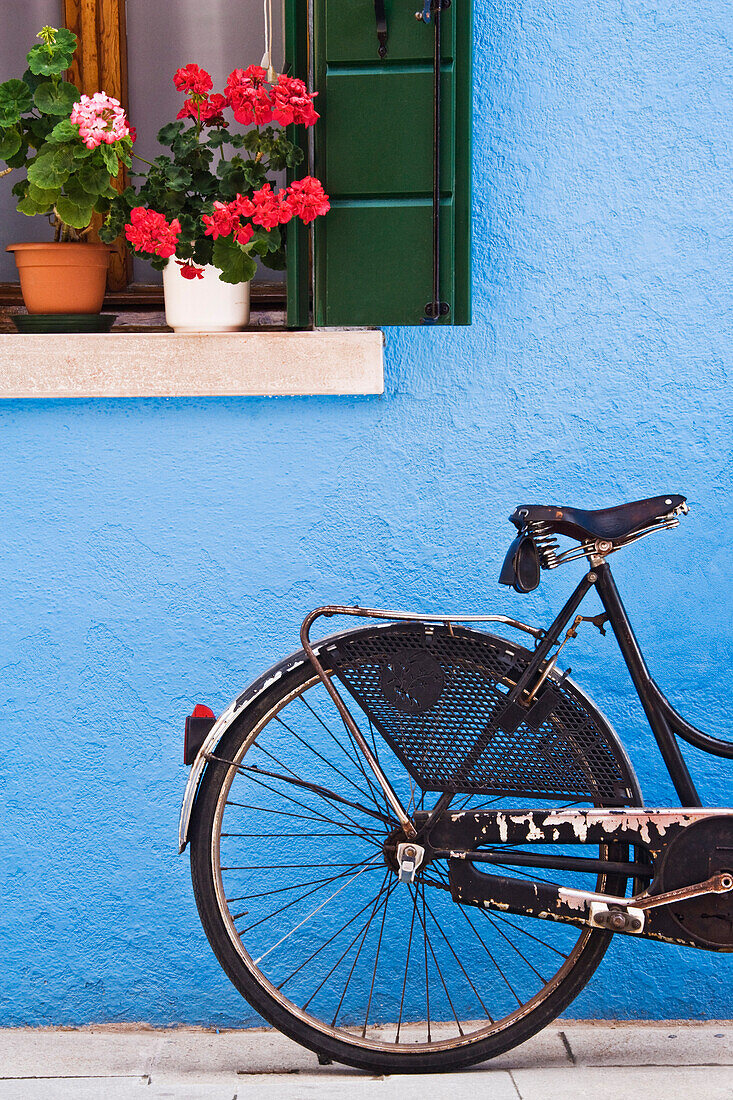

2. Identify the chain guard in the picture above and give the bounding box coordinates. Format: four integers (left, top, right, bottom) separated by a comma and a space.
653, 817, 733, 948
440, 809, 733, 952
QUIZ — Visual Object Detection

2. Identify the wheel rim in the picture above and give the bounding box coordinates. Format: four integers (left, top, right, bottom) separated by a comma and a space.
205, 664, 624, 1057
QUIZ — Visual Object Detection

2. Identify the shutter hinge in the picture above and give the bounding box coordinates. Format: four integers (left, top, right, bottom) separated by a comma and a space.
374, 0, 388, 58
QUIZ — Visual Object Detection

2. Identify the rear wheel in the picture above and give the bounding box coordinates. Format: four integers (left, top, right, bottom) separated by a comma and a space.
190, 625, 637, 1072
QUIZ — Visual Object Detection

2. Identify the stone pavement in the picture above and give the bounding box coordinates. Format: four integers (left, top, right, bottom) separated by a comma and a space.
0, 1022, 731, 1099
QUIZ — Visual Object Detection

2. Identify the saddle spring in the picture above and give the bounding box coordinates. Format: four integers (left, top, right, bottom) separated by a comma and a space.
528, 522, 562, 569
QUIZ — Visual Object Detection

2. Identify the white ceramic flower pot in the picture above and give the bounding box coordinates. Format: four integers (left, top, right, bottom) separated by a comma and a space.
163, 260, 250, 333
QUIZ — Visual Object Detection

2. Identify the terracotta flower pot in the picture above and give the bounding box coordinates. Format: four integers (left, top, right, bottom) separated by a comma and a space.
6, 242, 111, 315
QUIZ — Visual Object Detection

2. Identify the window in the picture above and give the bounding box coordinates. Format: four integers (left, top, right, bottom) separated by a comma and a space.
1, 0, 286, 307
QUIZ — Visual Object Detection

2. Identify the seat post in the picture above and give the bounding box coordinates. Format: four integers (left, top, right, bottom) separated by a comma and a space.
594, 563, 701, 807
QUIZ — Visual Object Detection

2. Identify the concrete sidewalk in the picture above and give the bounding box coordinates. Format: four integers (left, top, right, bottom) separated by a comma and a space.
0, 1022, 731, 1099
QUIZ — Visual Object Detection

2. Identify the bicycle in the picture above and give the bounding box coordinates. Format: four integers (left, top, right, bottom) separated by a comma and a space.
178, 492, 732, 1073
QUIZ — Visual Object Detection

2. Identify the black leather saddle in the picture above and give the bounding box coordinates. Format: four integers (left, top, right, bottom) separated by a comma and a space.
510, 494, 687, 543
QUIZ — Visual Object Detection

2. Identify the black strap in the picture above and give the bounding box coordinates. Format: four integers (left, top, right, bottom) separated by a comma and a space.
374, 0, 388, 58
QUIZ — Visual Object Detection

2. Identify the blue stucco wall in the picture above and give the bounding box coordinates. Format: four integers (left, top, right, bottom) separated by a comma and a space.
2, 0, 732, 1025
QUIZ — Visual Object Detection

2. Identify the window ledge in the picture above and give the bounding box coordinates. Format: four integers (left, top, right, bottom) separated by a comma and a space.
0, 330, 384, 398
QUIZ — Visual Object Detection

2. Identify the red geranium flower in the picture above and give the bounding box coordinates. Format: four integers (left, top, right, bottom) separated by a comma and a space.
177, 92, 229, 126
176, 259, 205, 279
246, 183, 293, 229
271, 75, 319, 128
202, 200, 239, 240
124, 207, 181, 258
286, 176, 330, 224
173, 64, 213, 95
225, 67, 273, 126
234, 222, 254, 246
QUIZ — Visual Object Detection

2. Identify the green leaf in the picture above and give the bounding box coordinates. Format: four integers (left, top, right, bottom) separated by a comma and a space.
165, 164, 192, 190
26, 31, 77, 78
53, 28, 78, 53
212, 236, 257, 284
28, 114, 56, 145
28, 181, 59, 208
99, 143, 119, 175
171, 129, 203, 159
47, 118, 81, 143
6, 138, 29, 169
157, 120, 184, 146
99, 199, 130, 243
34, 81, 80, 117
21, 68, 44, 94
17, 194, 50, 216
192, 237, 214, 267
206, 129, 228, 149
262, 245, 286, 271
0, 128, 21, 162
249, 225, 281, 255
27, 144, 74, 188
55, 194, 94, 229
78, 160, 112, 195
0, 79, 33, 126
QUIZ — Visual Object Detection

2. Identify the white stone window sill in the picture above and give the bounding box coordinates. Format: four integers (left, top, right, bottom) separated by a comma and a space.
0, 330, 384, 398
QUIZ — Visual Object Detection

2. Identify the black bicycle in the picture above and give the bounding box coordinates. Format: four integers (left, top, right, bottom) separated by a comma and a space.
178, 493, 732, 1073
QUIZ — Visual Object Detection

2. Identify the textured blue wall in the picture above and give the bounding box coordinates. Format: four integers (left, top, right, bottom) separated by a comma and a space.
2, 0, 732, 1025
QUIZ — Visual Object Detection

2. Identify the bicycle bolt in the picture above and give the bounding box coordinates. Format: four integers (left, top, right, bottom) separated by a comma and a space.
609, 912, 627, 931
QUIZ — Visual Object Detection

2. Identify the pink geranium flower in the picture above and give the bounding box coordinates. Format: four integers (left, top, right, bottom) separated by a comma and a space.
70, 92, 130, 149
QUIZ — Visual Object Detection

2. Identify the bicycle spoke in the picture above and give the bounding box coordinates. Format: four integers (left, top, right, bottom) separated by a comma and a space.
298, 694, 391, 815
275, 711, 390, 811
237, 852, 380, 932
421, 881, 431, 1043
421, 892, 492, 1019
431, 866, 524, 1005
411, 889, 465, 1037
486, 911, 572, 959
226, 765, 386, 844
329, 871, 393, 1026
278, 878, 394, 992
361, 869, 393, 1037
395, 886, 419, 1042
253, 859, 382, 966
242, 761, 394, 829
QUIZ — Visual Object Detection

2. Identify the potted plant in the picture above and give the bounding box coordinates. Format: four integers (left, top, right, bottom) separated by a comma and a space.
100, 63, 329, 333
0, 26, 133, 324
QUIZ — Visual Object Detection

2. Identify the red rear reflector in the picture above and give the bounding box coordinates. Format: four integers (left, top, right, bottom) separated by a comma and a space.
192, 704, 215, 719
184, 704, 217, 765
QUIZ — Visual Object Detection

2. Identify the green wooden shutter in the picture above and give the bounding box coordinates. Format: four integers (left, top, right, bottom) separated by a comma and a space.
286, 0, 472, 328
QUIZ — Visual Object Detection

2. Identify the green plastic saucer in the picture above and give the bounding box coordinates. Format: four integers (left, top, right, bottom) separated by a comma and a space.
12, 313, 116, 333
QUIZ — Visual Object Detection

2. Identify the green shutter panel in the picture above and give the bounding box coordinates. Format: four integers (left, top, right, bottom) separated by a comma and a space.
286, 0, 472, 328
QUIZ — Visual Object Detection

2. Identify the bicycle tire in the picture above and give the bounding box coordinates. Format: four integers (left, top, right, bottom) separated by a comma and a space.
189, 624, 638, 1073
